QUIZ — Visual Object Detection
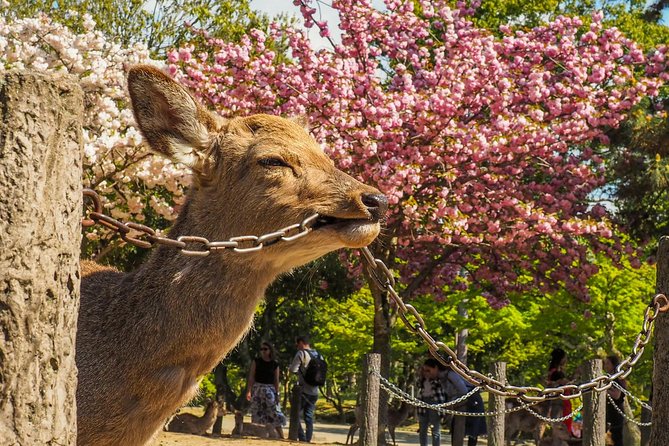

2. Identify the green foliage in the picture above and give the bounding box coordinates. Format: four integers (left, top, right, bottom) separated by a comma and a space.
465, 0, 669, 48
400, 255, 655, 397
191, 373, 217, 406
1, 0, 283, 56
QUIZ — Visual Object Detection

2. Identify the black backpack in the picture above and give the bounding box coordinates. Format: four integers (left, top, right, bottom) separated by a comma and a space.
303, 350, 327, 386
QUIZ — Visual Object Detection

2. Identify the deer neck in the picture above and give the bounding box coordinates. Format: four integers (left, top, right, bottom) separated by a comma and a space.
118, 200, 280, 375
202, 402, 218, 425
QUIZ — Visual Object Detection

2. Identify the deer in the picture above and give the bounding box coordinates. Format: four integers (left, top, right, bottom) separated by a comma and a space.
346, 401, 412, 445
164, 397, 224, 435
538, 422, 572, 446
76, 64, 387, 446
231, 410, 279, 439
505, 400, 550, 445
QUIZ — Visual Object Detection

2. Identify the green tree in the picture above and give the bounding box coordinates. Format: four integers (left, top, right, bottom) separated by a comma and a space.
401, 254, 655, 398
1, 0, 282, 56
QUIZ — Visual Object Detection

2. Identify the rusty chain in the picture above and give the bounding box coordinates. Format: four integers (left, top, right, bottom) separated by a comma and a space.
360, 246, 669, 403
83, 189, 319, 254
82, 188, 668, 403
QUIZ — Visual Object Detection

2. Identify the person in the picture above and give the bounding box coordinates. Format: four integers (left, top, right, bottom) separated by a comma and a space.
545, 347, 575, 436
603, 354, 626, 446
417, 358, 447, 446
245, 341, 286, 438
439, 361, 487, 446
289, 335, 322, 442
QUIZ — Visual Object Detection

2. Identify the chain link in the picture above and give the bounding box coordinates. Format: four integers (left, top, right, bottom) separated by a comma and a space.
525, 403, 583, 423
372, 369, 481, 409
360, 246, 668, 403
374, 369, 584, 422
83, 189, 319, 255
607, 393, 652, 427
612, 381, 652, 412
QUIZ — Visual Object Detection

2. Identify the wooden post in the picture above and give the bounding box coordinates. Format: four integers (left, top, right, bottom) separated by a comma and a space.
0, 71, 83, 444
652, 237, 669, 445
288, 385, 302, 440
360, 353, 380, 446
582, 359, 606, 446
488, 362, 506, 446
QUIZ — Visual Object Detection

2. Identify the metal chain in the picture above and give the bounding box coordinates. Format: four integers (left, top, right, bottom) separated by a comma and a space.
607, 394, 652, 427
360, 246, 669, 403
374, 369, 583, 422
372, 369, 481, 408
376, 371, 546, 418
83, 189, 319, 255
612, 381, 652, 412
525, 404, 583, 423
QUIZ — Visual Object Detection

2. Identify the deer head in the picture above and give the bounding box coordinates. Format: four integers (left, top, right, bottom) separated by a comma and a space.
127, 65, 387, 273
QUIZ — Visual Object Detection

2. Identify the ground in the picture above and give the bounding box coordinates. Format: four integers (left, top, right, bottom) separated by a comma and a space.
154, 408, 423, 446
154, 406, 499, 446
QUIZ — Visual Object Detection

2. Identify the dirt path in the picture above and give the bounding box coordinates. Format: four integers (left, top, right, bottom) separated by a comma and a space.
155, 412, 423, 446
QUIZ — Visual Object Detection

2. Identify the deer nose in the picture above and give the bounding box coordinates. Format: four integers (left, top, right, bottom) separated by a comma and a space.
361, 193, 388, 221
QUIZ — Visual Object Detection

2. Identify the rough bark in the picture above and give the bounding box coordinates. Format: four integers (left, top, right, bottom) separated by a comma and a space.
582, 359, 606, 446
488, 362, 506, 446
0, 71, 83, 444
360, 353, 380, 446
651, 237, 669, 445
288, 385, 301, 441
371, 283, 391, 445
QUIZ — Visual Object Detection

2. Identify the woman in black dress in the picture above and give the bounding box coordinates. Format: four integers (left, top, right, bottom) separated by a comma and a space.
245, 341, 286, 438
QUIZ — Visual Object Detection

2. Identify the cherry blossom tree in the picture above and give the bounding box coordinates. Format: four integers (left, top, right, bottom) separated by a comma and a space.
0, 13, 195, 263
169, 0, 668, 305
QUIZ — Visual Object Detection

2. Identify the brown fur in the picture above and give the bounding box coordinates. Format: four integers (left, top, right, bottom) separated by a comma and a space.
231, 411, 278, 438
537, 422, 572, 446
505, 400, 549, 445
76, 65, 387, 445
165, 398, 223, 435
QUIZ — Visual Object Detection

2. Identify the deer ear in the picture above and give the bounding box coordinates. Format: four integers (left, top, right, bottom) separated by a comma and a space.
127, 65, 225, 173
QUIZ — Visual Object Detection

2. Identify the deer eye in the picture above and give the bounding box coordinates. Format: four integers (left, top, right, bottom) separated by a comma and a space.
258, 157, 290, 168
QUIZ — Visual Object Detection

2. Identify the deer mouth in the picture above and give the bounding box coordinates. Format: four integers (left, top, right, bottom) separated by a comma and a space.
311, 215, 381, 248
313, 215, 375, 230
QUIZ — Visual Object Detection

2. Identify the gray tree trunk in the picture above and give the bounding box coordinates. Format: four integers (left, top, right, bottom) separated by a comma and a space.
370, 271, 391, 445
360, 353, 380, 446
0, 71, 83, 444
288, 385, 301, 441
488, 362, 506, 446
651, 237, 669, 445
582, 359, 606, 446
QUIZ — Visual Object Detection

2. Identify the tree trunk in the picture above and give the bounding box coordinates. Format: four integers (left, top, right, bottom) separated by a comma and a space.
360, 353, 381, 446
582, 359, 606, 446
622, 398, 640, 446
371, 282, 391, 445
488, 362, 506, 446
288, 385, 302, 441
456, 303, 468, 365
651, 236, 669, 444
0, 71, 83, 444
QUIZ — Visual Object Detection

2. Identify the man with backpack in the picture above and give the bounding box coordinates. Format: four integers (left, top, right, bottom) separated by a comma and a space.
289, 335, 327, 442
